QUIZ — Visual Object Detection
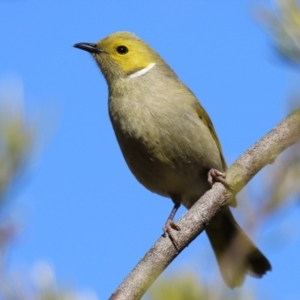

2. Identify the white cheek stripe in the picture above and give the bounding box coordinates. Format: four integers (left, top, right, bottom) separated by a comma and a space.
128, 62, 156, 79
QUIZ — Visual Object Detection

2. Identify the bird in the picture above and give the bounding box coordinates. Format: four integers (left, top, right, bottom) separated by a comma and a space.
74, 31, 271, 288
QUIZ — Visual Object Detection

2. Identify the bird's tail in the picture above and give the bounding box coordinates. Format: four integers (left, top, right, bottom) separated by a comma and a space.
205, 206, 271, 288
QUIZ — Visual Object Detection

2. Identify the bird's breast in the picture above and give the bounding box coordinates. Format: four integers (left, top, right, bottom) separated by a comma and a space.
107, 82, 223, 203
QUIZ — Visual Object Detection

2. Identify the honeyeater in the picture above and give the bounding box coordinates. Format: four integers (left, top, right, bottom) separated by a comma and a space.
74, 31, 271, 288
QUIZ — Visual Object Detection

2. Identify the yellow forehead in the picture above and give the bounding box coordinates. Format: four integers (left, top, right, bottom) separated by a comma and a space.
97, 32, 159, 74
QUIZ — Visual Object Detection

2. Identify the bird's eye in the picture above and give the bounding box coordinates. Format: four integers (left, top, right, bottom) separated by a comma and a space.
116, 45, 129, 54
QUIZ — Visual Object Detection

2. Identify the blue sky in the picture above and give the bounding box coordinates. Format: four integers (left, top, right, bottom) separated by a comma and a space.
1, 0, 300, 299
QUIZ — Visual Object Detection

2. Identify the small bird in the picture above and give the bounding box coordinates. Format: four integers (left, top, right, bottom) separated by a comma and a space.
74, 32, 271, 288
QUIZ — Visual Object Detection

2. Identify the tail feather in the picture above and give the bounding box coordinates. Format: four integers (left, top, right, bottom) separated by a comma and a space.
205, 206, 271, 288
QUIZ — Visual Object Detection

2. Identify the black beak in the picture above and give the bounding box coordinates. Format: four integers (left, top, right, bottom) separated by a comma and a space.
73, 43, 105, 54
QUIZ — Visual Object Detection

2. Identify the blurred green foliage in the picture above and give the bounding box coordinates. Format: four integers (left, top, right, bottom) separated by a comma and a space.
258, 0, 300, 65
0, 102, 34, 201
0, 81, 96, 300
146, 270, 256, 300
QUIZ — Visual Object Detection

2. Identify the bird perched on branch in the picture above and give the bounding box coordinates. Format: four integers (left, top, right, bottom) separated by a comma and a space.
74, 31, 271, 288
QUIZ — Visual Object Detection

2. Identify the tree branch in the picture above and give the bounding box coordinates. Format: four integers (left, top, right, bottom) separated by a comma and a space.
109, 109, 300, 300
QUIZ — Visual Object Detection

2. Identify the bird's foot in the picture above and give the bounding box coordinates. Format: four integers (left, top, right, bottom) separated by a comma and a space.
163, 219, 181, 250
208, 168, 234, 191
208, 168, 227, 186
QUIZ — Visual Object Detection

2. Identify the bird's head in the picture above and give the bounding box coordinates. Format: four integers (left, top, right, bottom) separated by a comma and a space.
74, 32, 161, 84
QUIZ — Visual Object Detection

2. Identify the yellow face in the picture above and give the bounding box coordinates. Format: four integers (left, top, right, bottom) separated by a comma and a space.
95, 32, 160, 76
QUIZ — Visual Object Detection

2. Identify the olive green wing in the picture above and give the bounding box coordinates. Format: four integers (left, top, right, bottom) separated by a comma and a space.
194, 102, 227, 171
194, 102, 237, 207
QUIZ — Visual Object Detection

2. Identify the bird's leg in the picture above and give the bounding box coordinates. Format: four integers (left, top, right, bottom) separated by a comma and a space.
163, 198, 181, 249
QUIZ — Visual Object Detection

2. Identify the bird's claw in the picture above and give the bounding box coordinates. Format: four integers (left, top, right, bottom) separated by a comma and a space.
208, 168, 226, 186
163, 219, 181, 250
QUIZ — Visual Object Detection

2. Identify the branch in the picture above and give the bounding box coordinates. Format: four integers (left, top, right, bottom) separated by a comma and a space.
109, 109, 300, 300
